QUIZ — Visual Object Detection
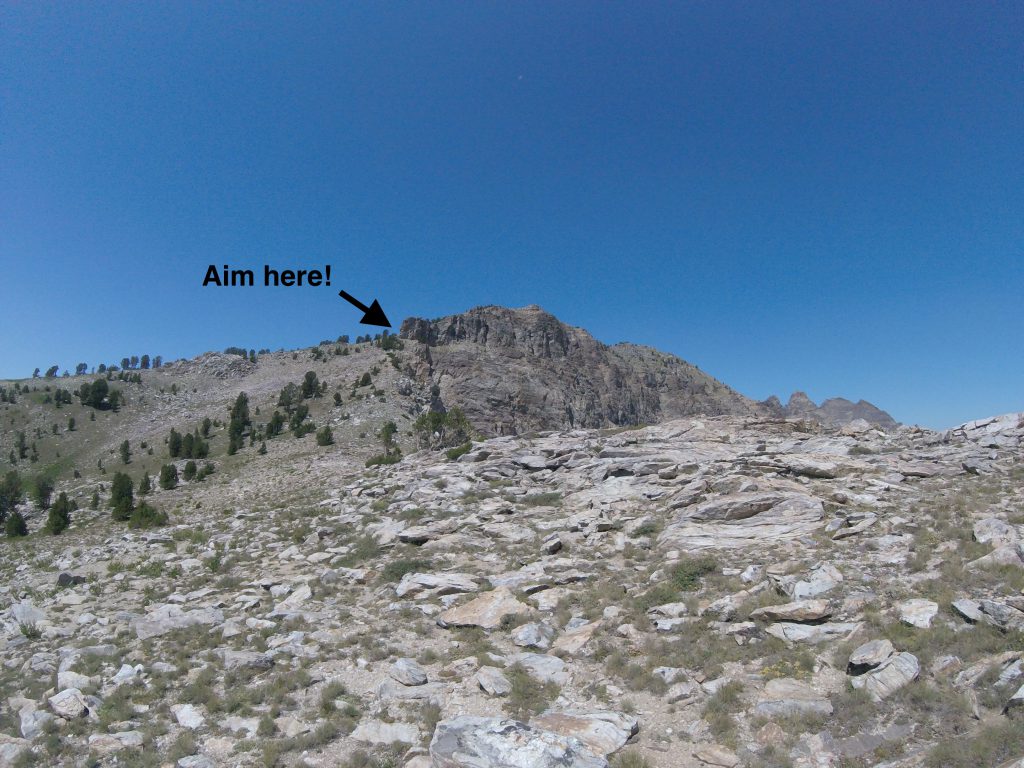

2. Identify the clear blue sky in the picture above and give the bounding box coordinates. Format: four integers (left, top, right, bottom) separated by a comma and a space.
2, 3, 1021, 429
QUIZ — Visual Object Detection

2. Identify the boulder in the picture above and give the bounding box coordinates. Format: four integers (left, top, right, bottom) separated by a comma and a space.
898, 599, 938, 629
389, 658, 428, 686
48, 688, 89, 719
429, 716, 607, 768
850, 652, 919, 701
530, 711, 639, 757
476, 666, 512, 697
438, 588, 531, 630
171, 703, 206, 729
749, 600, 831, 623
847, 639, 894, 674
766, 622, 861, 644
753, 678, 833, 718
351, 720, 420, 745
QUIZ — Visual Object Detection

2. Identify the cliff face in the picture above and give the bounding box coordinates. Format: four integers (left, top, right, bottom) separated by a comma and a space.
399, 305, 765, 435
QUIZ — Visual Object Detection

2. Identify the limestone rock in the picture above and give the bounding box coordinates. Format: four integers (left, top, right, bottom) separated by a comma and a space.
389, 657, 428, 686
850, 652, 919, 701
48, 688, 89, 719
898, 599, 938, 628
476, 666, 512, 696
428, 715, 608, 768
753, 678, 833, 718
530, 710, 639, 757
351, 720, 421, 745
438, 587, 530, 630
848, 639, 894, 673
749, 599, 831, 623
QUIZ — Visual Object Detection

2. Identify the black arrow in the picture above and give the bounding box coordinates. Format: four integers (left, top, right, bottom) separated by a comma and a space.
338, 290, 391, 328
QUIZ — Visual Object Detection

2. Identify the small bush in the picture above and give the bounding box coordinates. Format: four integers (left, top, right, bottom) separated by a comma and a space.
316, 426, 334, 446
183, 460, 197, 481
504, 664, 560, 721
445, 442, 472, 461
128, 502, 168, 529
5, 510, 28, 538
381, 558, 432, 582
366, 453, 401, 467
159, 464, 178, 490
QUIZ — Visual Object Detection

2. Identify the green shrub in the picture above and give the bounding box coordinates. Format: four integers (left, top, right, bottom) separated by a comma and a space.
669, 555, 718, 591
316, 426, 334, 446
129, 502, 169, 528
159, 464, 178, 490
45, 492, 72, 534
366, 453, 401, 467
110, 472, 134, 520
183, 460, 197, 481
381, 559, 432, 582
504, 664, 560, 721
445, 442, 472, 461
5, 510, 28, 537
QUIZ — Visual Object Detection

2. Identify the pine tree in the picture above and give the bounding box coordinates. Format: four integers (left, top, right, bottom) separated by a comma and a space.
159, 464, 178, 491
138, 472, 152, 496
119, 440, 131, 465
5, 510, 28, 537
0, 471, 22, 524
45, 492, 71, 535
168, 428, 182, 458
32, 476, 54, 510
110, 472, 134, 521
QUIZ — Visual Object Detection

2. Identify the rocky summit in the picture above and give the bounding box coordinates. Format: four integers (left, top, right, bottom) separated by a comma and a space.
398, 305, 895, 435
1, 311, 1021, 768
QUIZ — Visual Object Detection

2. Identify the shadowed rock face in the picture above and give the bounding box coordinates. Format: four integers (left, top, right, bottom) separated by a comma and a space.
399, 305, 764, 435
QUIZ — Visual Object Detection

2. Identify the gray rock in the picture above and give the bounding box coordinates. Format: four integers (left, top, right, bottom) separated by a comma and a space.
898, 599, 939, 628
512, 622, 555, 650
848, 639, 894, 673
749, 599, 831, 623
753, 678, 833, 718
222, 650, 274, 672
428, 716, 608, 768
531, 710, 639, 757
389, 658, 428, 686
132, 606, 224, 641
511, 652, 568, 685
19, 708, 54, 739
396, 572, 479, 599
476, 666, 512, 696
48, 688, 89, 718
351, 719, 421, 744
766, 622, 861, 644
850, 652, 919, 701
437, 587, 531, 630
171, 703, 206, 729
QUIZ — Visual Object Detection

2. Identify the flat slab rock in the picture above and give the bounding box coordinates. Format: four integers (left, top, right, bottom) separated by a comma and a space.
753, 678, 833, 718
749, 599, 832, 623
350, 719, 421, 745
530, 710, 639, 756
850, 652, 920, 701
429, 716, 608, 768
659, 493, 825, 549
766, 622, 861, 644
437, 587, 531, 630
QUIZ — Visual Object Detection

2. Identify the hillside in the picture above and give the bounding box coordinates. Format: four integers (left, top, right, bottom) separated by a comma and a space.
6, 309, 1022, 768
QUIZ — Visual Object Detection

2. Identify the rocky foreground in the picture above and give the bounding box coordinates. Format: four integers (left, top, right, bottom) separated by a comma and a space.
2, 412, 1024, 767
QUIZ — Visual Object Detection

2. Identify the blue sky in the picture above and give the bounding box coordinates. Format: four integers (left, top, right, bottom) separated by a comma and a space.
1, 2, 1021, 428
